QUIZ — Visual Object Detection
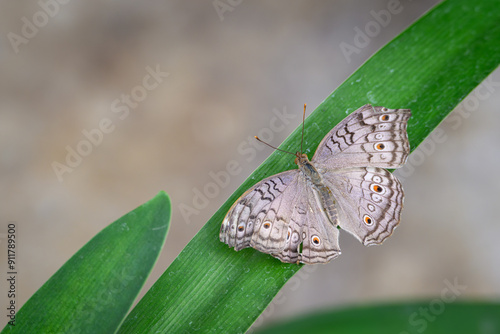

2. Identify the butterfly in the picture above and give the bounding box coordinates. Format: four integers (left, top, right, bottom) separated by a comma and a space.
220, 104, 411, 264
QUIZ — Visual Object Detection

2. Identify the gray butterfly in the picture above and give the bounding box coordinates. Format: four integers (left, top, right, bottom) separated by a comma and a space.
220, 104, 411, 264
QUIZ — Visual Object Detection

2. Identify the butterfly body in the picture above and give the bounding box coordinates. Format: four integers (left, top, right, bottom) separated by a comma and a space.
220, 105, 411, 264
295, 153, 339, 229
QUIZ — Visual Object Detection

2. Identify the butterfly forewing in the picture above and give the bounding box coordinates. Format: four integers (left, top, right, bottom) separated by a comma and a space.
220, 170, 299, 254
312, 105, 411, 169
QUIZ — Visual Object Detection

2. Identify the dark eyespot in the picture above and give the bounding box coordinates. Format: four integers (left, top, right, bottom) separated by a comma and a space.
311, 236, 321, 245
375, 143, 386, 150
238, 226, 244, 232
380, 114, 390, 121
263, 222, 271, 229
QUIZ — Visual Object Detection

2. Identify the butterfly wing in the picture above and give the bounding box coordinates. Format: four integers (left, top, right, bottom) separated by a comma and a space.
220, 170, 298, 254
292, 178, 341, 264
309, 104, 409, 245
312, 105, 411, 169
320, 166, 403, 246
220, 170, 340, 264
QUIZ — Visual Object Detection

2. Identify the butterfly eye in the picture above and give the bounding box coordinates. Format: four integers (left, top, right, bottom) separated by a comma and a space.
370, 184, 385, 194
363, 215, 373, 225
263, 222, 271, 229
311, 235, 321, 246
238, 226, 245, 232
375, 143, 386, 151
380, 114, 390, 121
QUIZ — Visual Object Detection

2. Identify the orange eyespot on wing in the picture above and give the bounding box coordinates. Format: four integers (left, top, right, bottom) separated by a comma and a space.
370, 184, 384, 193
311, 235, 321, 245
363, 215, 373, 225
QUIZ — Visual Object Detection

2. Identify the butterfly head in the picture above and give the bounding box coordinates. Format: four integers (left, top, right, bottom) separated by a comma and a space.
294, 153, 310, 166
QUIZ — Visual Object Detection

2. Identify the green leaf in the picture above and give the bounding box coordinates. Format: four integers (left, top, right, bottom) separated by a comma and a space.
1, 191, 171, 334
253, 302, 500, 334
119, 1, 500, 333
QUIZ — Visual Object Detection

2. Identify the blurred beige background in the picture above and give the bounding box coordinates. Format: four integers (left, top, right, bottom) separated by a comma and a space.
1, 0, 499, 330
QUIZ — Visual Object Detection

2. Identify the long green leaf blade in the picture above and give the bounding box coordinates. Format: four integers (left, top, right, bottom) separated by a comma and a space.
119, 1, 500, 333
253, 302, 500, 334
1, 191, 171, 334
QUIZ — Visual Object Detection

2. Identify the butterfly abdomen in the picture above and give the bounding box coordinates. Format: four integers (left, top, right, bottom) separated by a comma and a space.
316, 185, 338, 226
296, 155, 338, 226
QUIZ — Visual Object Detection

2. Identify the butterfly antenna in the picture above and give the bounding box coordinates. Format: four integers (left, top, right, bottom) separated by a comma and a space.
254, 136, 296, 156
300, 103, 306, 154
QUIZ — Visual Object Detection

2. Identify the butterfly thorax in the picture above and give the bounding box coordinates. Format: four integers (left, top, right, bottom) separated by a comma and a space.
295, 153, 338, 226
294, 153, 322, 185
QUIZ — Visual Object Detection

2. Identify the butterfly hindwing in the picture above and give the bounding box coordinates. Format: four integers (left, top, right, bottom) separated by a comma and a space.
321, 166, 403, 246
274, 176, 341, 264
299, 181, 341, 264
